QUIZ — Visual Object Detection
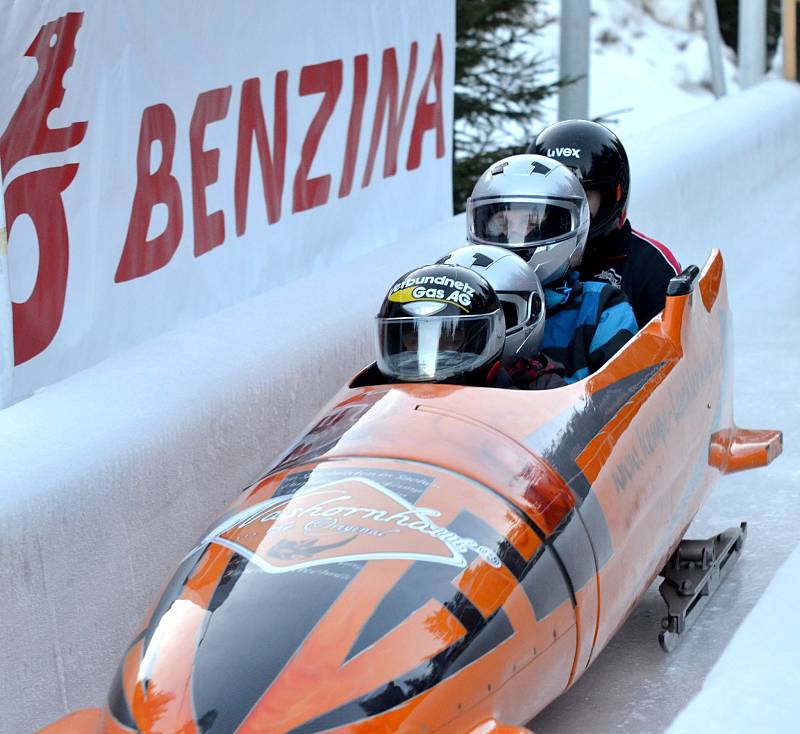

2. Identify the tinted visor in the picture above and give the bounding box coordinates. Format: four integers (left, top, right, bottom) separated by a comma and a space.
473, 200, 574, 246
375, 311, 504, 382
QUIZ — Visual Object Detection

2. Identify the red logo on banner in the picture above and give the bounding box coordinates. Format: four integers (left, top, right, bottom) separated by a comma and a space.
0, 12, 87, 365
0, 16, 447, 370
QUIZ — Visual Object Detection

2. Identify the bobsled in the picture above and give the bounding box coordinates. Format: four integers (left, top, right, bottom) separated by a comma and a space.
42, 250, 781, 734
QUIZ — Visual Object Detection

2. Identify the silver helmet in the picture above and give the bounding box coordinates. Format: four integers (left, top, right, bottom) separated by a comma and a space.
466, 153, 590, 285
439, 244, 545, 362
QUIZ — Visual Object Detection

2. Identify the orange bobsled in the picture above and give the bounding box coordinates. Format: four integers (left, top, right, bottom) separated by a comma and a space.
40, 250, 781, 734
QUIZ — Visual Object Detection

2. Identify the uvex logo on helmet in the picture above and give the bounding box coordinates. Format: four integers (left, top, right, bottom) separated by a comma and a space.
547, 147, 581, 158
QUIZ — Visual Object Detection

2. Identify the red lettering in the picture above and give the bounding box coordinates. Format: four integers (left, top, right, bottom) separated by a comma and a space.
338, 54, 368, 199
0, 12, 87, 174
190, 86, 232, 256
292, 60, 343, 213
235, 74, 288, 235
361, 43, 418, 188
5, 165, 77, 364
115, 104, 183, 283
0, 11, 87, 363
406, 34, 445, 171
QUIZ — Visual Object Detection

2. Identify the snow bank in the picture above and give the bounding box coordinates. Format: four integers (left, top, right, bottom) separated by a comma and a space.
625, 80, 800, 254
5, 79, 800, 733
666, 542, 800, 733
538, 0, 740, 140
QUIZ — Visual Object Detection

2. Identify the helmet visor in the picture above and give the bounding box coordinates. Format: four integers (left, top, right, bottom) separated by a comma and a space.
471, 199, 576, 247
375, 311, 504, 382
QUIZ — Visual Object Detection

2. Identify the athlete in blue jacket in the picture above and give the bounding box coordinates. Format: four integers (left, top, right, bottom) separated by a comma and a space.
465, 154, 637, 384
541, 270, 636, 383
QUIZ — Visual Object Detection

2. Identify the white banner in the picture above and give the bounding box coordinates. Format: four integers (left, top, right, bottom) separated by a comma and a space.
0, 0, 454, 402
0, 168, 10, 407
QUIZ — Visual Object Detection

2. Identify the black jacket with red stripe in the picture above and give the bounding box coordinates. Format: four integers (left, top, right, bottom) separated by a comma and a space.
578, 220, 681, 329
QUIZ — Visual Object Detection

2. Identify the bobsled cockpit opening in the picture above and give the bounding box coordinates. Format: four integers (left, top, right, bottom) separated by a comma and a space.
348, 361, 570, 391
349, 362, 392, 388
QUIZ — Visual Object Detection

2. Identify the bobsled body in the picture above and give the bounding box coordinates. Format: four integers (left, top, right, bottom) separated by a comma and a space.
42, 251, 781, 734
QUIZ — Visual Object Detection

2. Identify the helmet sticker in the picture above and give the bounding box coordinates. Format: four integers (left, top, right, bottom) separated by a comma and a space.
470, 252, 494, 268
389, 275, 476, 311
530, 160, 551, 175
546, 147, 581, 158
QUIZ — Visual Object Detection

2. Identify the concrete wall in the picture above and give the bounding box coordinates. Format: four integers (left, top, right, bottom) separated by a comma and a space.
3, 80, 800, 733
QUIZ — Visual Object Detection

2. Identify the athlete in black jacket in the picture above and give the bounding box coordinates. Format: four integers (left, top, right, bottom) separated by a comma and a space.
578, 220, 680, 329
529, 120, 681, 328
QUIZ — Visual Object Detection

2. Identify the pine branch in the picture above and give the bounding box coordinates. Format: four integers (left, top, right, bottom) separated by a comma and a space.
453, 0, 564, 212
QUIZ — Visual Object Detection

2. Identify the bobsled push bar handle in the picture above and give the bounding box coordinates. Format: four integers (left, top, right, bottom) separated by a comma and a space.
666, 265, 700, 296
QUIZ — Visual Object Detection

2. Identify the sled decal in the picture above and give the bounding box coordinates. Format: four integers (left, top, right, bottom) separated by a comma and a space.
205, 472, 502, 572
525, 361, 670, 570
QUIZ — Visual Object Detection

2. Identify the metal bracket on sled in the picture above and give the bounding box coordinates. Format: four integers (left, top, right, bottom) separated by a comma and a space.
657, 522, 747, 652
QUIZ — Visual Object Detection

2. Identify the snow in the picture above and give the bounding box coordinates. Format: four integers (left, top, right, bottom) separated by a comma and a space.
458, 0, 749, 148
0, 251, 10, 408
542, 0, 742, 136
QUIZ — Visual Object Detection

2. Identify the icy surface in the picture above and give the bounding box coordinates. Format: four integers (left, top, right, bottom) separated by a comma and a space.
667, 543, 800, 733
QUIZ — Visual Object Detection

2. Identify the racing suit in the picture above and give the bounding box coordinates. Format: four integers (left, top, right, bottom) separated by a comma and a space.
578, 220, 681, 329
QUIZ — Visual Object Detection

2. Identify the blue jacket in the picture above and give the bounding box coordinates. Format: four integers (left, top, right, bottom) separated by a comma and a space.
542, 270, 637, 383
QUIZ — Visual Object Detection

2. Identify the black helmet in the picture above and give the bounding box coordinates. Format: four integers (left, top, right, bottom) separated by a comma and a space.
528, 120, 630, 241
375, 264, 505, 383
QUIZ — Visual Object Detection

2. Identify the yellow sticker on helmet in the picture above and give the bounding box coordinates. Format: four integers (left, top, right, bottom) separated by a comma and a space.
388, 275, 477, 312
388, 286, 417, 303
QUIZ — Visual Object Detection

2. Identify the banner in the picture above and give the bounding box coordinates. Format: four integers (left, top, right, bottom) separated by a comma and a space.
0, 166, 10, 407
0, 1, 454, 401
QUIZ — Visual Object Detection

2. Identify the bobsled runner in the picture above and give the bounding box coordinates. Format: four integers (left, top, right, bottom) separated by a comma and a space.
41, 250, 781, 734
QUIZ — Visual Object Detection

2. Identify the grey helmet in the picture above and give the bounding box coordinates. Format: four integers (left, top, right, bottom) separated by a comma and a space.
439, 244, 545, 361
466, 154, 590, 285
